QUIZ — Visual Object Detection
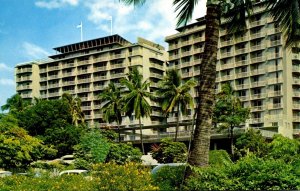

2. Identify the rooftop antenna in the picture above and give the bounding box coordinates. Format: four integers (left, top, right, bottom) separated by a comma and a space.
77, 21, 83, 41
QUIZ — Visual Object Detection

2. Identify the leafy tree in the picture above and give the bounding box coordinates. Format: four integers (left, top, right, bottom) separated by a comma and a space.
1, 94, 30, 114
0, 114, 54, 169
99, 82, 123, 142
157, 69, 196, 141
106, 142, 142, 164
213, 83, 250, 155
18, 99, 84, 156
74, 130, 110, 169
121, 67, 153, 154
62, 93, 85, 126
151, 138, 187, 163
235, 128, 268, 158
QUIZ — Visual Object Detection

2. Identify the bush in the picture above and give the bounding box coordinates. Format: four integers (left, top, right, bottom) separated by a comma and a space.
209, 150, 232, 167
91, 162, 158, 190
152, 165, 185, 191
151, 138, 187, 163
106, 142, 142, 164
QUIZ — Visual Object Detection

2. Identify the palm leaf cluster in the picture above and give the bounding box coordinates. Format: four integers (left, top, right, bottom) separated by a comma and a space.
62, 93, 85, 126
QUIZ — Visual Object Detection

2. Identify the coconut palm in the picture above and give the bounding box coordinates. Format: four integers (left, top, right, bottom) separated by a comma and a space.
120, 0, 300, 168
62, 93, 85, 126
99, 82, 123, 142
1, 94, 29, 114
121, 67, 153, 154
157, 69, 196, 141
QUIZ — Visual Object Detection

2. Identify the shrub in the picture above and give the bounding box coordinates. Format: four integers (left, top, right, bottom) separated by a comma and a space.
209, 150, 232, 167
151, 138, 187, 163
106, 142, 142, 164
91, 162, 158, 190
152, 165, 185, 191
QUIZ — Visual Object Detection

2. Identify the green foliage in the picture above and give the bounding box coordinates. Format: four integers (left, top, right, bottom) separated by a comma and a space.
209, 150, 232, 167
17, 99, 85, 156
185, 155, 300, 190
0, 115, 50, 169
151, 138, 187, 163
74, 130, 110, 169
62, 93, 85, 126
235, 128, 268, 158
106, 142, 142, 164
268, 134, 300, 163
152, 165, 185, 191
1, 94, 30, 114
91, 162, 158, 191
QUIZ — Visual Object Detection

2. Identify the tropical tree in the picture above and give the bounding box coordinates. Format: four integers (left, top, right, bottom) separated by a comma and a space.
1, 94, 30, 114
62, 93, 85, 126
120, 0, 300, 169
120, 67, 153, 154
157, 69, 196, 141
213, 83, 250, 156
99, 82, 123, 142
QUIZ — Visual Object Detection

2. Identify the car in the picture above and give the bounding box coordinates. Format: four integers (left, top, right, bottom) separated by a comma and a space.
0, 171, 12, 177
151, 163, 186, 175
60, 155, 74, 164
59, 169, 88, 176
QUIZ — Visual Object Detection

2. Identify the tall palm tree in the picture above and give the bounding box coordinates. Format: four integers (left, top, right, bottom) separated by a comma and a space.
1, 94, 29, 114
120, 0, 300, 168
121, 67, 153, 154
62, 93, 85, 126
99, 82, 123, 142
157, 69, 196, 141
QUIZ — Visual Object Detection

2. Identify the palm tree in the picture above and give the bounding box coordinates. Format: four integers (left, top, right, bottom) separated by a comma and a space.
1, 94, 29, 114
62, 93, 85, 126
157, 69, 196, 141
121, 67, 153, 154
99, 82, 123, 142
120, 0, 300, 168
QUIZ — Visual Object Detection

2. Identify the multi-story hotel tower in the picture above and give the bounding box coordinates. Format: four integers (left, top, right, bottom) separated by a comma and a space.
15, 35, 168, 132
165, 1, 300, 138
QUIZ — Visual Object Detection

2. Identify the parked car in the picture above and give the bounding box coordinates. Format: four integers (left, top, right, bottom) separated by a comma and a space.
59, 169, 88, 176
151, 163, 186, 175
0, 171, 12, 177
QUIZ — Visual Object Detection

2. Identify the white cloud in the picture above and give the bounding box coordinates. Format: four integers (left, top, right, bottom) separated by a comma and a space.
0, 63, 13, 72
0, 78, 15, 86
22, 42, 50, 59
35, 0, 79, 9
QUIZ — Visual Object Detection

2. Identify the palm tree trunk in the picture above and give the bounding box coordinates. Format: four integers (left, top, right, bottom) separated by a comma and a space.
117, 124, 121, 143
175, 103, 180, 141
187, 3, 220, 168
230, 125, 234, 156
139, 117, 145, 154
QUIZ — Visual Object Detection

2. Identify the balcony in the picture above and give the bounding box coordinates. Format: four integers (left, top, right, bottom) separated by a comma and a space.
235, 36, 248, 43
77, 88, 90, 93
62, 80, 75, 86
293, 103, 300, 109
269, 103, 282, 109
250, 69, 265, 75
39, 68, 47, 73
77, 60, 90, 66
194, 69, 201, 75
268, 53, 282, 60
193, 36, 205, 43
62, 72, 74, 77
251, 44, 265, 51
48, 83, 60, 88
94, 76, 107, 81
238, 95, 249, 101
94, 66, 107, 71
235, 60, 248, 67
77, 69, 91, 75
251, 56, 265, 64
110, 53, 126, 60
182, 72, 193, 78
151, 111, 161, 116
40, 86, 47, 90
17, 68, 32, 73
48, 66, 60, 71
251, 81, 266, 88
16, 76, 32, 82
16, 85, 32, 91
48, 75, 59, 80
293, 66, 300, 73
181, 40, 192, 46
221, 74, 233, 81
268, 78, 283, 84
81, 106, 92, 110
268, 91, 282, 97
293, 78, 300, 85
235, 84, 249, 90
40, 77, 47, 81
94, 114, 103, 118
62, 63, 75, 69
48, 92, 60, 97
250, 32, 265, 39
293, 116, 300, 122
150, 73, 163, 79
251, 93, 266, 99
270, 40, 281, 47
94, 85, 106, 91
235, 48, 248, 55
220, 40, 233, 47
236, 72, 248, 78
94, 56, 109, 62
169, 54, 180, 60
21, 94, 32, 99
168, 44, 179, 50
250, 118, 264, 124
111, 63, 125, 69
268, 65, 283, 72
293, 91, 300, 97
181, 61, 191, 68
251, 105, 265, 111
110, 73, 125, 79
220, 51, 233, 58
249, 19, 266, 27
181, 51, 192, 57
78, 78, 91, 84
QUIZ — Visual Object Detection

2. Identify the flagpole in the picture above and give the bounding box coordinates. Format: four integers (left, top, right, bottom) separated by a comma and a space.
80, 21, 83, 41
110, 16, 113, 35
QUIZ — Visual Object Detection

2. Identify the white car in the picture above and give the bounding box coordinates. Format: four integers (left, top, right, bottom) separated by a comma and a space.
0, 171, 12, 177
59, 169, 88, 176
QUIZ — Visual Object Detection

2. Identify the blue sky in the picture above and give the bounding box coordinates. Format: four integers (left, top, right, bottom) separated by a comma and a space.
0, 0, 206, 108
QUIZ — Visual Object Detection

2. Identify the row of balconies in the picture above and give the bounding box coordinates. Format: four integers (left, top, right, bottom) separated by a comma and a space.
16, 68, 32, 74
16, 85, 32, 91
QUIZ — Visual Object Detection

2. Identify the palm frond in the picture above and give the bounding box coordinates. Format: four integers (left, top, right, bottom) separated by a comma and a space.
174, 0, 199, 27
119, 0, 146, 6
